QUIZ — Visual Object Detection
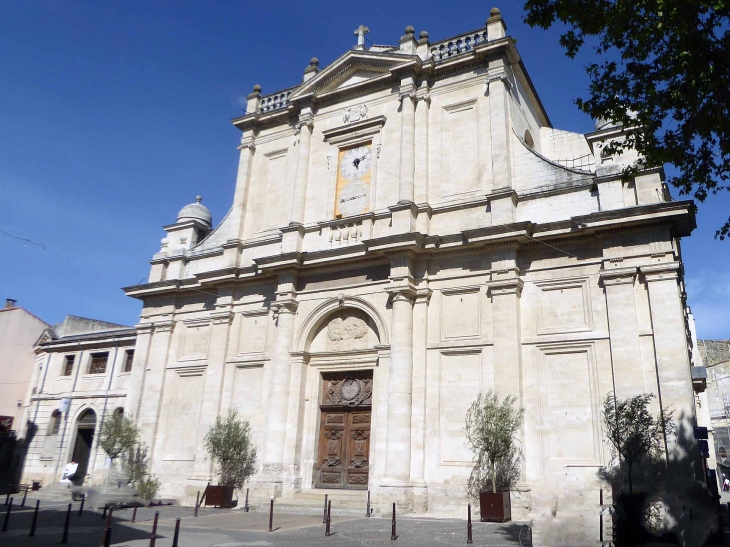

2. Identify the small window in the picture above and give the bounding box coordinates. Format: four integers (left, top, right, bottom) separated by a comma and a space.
89, 353, 108, 374
524, 130, 535, 149
123, 350, 134, 373
62, 355, 75, 376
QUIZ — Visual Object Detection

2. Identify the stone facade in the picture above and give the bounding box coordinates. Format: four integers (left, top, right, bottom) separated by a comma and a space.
110, 11, 701, 545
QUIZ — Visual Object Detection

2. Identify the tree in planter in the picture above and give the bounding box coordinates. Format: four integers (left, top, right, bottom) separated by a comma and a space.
98, 411, 138, 464
203, 409, 257, 489
126, 442, 159, 502
464, 390, 524, 496
601, 393, 675, 494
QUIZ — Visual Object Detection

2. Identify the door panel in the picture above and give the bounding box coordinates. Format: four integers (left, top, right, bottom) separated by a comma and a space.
345, 411, 370, 487
315, 409, 371, 489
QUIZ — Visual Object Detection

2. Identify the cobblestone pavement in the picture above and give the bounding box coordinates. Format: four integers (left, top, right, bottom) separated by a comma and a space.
0, 496, 526, 546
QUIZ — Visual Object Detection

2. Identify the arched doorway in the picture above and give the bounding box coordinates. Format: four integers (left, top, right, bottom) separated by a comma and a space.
71, 409, 96, 484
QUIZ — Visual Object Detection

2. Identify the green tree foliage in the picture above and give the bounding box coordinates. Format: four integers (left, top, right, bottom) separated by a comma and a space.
523, 0, 730, 237
98, 411, 138, 462
464, 390, 524, 495
126, 442, 160, 502
203, 408, 257, 489
601, 393, 675, 494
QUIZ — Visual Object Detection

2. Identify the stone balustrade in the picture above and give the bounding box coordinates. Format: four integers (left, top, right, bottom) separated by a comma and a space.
554, 154, 596, 173
259, 88, 293, 113
430, 29, 488, 62
328, 220, 364, 248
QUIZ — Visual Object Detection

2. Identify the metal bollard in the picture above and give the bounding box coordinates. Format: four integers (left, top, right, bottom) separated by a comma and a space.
101, 504, 108, 519
244, 488, 249, 512
2, 497, 13, 532
105, 507, 114, 531
3, 493, 8, 506
268, 497, 274, 532
29, 500, 40, 537
149, 511, 159, 547
391, 502, 397, 541
61, 503, 71, 544
325, 500, 332, 537
467, 504, 473, 544
132, 505, 138, 523
194, 491, 200, 517
103, 526, 112, 547
366, 490, 371, 517
172, 517, 181, 547
21, 488, 27, 508
78, 494, 85, 516
323, 494, 328, 524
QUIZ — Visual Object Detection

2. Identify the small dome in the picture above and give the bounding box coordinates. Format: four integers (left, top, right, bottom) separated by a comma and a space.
177, 195, 212, 227
594, 117, 622, 131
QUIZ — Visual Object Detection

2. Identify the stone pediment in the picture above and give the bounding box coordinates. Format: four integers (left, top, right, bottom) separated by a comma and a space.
289, 50, 418, 101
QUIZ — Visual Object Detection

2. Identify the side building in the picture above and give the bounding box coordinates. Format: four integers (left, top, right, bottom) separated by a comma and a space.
21, 316, 136, 488
701, 339, 730, 480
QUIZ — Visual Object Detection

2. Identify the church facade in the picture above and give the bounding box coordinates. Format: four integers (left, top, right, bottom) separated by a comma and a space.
117, 10, 700, 543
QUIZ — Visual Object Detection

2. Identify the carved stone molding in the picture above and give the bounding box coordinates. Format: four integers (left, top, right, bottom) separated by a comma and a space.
487, 277, 524, 298
322, 374, 373, 407
599, 266, 638, 286
639, 261, 680, 282
154, 320, 175, 334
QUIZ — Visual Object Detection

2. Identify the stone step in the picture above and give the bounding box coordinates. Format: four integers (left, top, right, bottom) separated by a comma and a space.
290, 489, 370, 501
249, 499, 377, 518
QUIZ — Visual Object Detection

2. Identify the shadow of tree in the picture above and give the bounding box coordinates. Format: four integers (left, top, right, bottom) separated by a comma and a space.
0, 421, 37, 495
599, 411, 721, 546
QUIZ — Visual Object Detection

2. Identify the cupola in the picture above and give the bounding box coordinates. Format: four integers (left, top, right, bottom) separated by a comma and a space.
177, 195, 212, 228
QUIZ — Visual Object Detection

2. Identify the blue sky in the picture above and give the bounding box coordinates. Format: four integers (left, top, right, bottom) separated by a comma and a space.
1, 1, 727, 339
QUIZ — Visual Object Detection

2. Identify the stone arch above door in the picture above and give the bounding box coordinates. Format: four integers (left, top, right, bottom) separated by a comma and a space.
294, 296, 389, 353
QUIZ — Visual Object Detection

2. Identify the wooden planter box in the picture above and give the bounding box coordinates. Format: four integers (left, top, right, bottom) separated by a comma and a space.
203, 485, 235, 508
479, 491, 511, 522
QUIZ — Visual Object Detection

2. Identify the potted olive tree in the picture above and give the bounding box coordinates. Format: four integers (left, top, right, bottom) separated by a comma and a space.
465, 390, 524, 522
203, 408, 257, 508
602, 393, 674, 543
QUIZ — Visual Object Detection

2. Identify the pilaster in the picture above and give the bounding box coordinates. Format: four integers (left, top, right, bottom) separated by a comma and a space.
290, 111, 314, 226
125, 322, 154, 422
231, 135, 256, 242
414, 90, 430, 205
640, 262, 695, 425
191, 294, 235, 480
410, 287, 431, 510
486, 58, 513, 191
487, 274, 524, 402
600, 266, 645, 398
398, 84, 417, 204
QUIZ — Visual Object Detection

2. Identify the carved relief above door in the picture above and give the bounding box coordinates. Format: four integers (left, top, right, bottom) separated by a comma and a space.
315, 371, 372, 489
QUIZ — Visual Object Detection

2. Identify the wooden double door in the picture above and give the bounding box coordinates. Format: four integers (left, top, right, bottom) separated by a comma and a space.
315, 373, 372, 489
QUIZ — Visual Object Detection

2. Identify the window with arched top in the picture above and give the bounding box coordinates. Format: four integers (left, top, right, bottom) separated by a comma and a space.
113, 407, 124, 417
77, 409, 96, 427
524, 130, 535, 149
41, 410, 62, 459
48, 410, 61, 436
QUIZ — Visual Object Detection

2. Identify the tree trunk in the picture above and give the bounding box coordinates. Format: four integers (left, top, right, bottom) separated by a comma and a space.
628, 463, 633, 494
492, 460, 497, 493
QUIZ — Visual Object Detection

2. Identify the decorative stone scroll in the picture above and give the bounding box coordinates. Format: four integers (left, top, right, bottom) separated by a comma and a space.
326, 310, 369, 352
322, 375, 373, 407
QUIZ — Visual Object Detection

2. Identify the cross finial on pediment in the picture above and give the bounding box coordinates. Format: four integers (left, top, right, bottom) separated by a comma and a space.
354, 25, 370, 47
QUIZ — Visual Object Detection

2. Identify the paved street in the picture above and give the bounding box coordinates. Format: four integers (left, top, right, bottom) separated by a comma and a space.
0, 496, 527, 547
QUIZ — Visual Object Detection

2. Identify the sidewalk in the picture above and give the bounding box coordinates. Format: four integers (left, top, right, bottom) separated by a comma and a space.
0, 495, 527, 547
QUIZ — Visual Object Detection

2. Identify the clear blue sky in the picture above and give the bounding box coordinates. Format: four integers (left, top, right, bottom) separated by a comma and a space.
1, 1, 728, 339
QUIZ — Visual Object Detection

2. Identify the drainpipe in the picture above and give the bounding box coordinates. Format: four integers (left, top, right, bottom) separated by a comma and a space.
94, 342, 119, 482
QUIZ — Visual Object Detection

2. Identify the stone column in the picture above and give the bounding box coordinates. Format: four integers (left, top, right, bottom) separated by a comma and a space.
641, 262, 696, 425
290, 113, 314, 225
413, 93, 430, 204
138, 320, 174, 459
191, 295, 234, 479
488, 273, 523, 401
398, 87, 417, 204
486, 60, 512, 190
282, 353, 307, 492
385, 285, 415, 481
262, 273, 299, 487
231, 137, 256, 240
600, 267, 645, 398
125, 322, 153, 421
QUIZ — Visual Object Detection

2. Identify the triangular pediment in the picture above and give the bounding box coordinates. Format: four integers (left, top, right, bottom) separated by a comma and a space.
289, 49, 417, 100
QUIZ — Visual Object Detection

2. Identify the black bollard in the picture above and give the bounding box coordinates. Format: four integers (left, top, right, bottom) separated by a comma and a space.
149, 511, 159, 547
103, 526, 112, 547
268, 497, 274, 532
61, 503, 71, 544
172, 517, 181, 547
194, 491, 200, 517
78, 494, 85, 516
244, 488, 249, 512
21, 488, 27, 508
366, 490, 371, 517
322, 494, 328, 524
391, 502, 397, 541
29, 500, 40, 537
325, 500, 332, 537
2, 497, 13, 532
467, 504, 473, 544
105, 507, 114, 532
3, 493, 8, 506
132, 505, 138, 523
101, 504, 108, 520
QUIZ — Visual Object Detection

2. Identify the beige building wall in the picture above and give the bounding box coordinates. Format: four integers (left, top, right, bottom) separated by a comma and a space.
0, 302, 49, 431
